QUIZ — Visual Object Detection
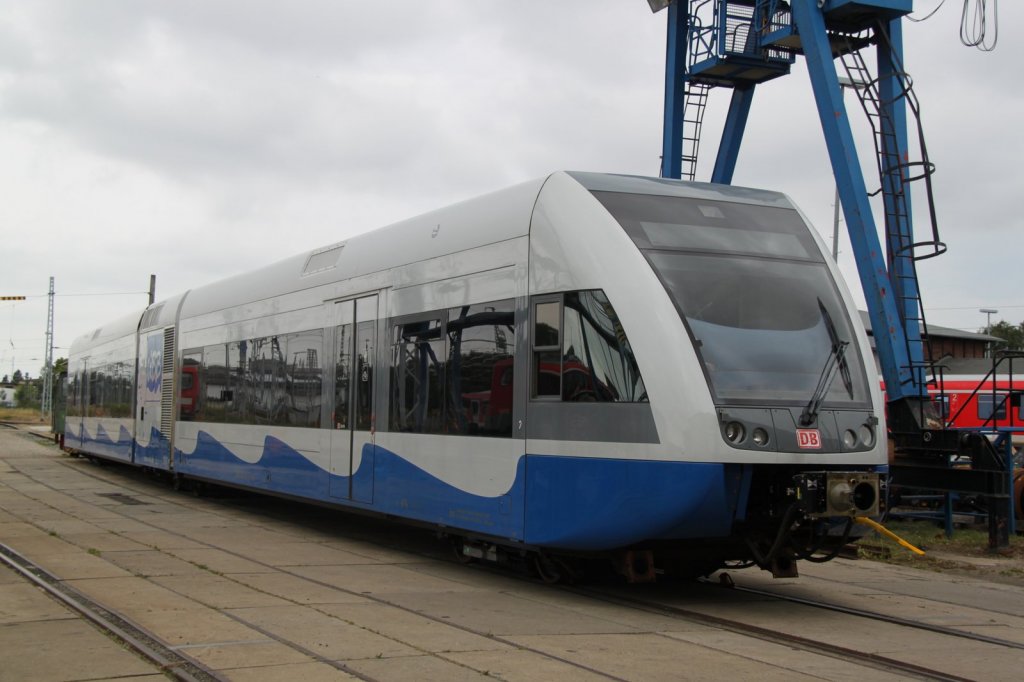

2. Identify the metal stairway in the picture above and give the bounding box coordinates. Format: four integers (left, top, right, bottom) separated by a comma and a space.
838, 29, 946, 392
680, 82, 711, 181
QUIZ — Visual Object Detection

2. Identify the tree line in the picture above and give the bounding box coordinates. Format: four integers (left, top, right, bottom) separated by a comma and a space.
987, 320, 1024, 351
2, 358, 67, 409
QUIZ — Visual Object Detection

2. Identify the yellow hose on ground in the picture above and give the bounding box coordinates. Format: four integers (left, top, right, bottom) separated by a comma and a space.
854, 516, 926, 556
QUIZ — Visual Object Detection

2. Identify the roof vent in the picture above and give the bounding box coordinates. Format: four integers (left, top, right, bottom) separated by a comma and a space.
302, 243, 344, 276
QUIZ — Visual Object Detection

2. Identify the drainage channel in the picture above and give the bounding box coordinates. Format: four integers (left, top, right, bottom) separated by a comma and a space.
0, 542, 225, 682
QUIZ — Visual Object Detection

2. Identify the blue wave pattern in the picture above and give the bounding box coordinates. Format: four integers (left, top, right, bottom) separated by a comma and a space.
174, 430, 737, 549
70, 425, 739, 550
70, 422, 134, 463
134, 427, 172, 470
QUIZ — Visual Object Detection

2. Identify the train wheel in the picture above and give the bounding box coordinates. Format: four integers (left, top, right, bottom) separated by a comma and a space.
533, 554, 576, 584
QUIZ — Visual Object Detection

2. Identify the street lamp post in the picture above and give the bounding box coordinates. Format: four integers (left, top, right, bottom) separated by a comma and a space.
980, 308, 998, 357
832, 75, 868, 261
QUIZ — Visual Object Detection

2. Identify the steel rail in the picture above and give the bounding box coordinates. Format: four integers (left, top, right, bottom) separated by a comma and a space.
0, 542, 224, 682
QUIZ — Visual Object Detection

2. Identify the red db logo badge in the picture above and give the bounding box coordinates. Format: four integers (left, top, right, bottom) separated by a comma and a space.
797, 429, 822, 449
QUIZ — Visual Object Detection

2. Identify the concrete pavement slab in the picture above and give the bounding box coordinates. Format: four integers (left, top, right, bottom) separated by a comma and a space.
0, 582, 73, 624
102, 548, 209, 577
660, 629, 907, 681
317, 601, 512, 654
175, 638, 312, 670
235, 541, 384, 567
215, 661, 358, 681
226, 604, 419, 660
56, 530, 152, 552
15, 550, 133, 580
380, 589, 645, 636
226, 571, 375, 606
502, 632, 824, 682
290, 563, 488, 596
152, 573, 294, 609
0, 618, 159, 682
117, 529, 211, 550
347, 653, 497, 681
439, 648, 630, 682
166, 547, 282, 574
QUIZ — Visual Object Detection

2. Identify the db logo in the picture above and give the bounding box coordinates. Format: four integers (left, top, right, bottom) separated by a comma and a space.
797, 429, 822, 449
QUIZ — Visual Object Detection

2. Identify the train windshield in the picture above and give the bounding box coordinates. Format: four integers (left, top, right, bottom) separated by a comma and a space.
593, 191, 870, 407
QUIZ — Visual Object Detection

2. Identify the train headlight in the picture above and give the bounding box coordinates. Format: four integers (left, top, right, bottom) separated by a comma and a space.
843, 430, 857, 449
752, 428, 769, 447
724, 421, 746, 443
858, 424, 875, 448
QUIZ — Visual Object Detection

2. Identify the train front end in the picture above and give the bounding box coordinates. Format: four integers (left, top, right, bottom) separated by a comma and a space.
529, 172, 887, 577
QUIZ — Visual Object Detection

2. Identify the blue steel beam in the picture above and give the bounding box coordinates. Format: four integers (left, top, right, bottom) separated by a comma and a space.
790, 1, 916, 398
711, 85, 755, 185
660, 2, 687, 179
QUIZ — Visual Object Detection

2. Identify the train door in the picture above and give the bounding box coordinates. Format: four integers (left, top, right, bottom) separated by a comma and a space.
328, 294, 378, 501
134, 326, 174, 469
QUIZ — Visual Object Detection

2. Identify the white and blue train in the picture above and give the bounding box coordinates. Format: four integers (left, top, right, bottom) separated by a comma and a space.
65, 172, 885, 579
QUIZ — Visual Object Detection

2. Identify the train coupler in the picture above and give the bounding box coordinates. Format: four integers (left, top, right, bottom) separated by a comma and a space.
793, 471, 880, 518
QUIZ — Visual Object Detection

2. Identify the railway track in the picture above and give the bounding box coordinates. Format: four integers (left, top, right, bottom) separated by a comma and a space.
2, 432, 1020, 681
0, 542, 223, 682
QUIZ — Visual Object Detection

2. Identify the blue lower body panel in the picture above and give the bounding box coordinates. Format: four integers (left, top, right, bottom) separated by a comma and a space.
171, 429, 739, 551
134, 427, 171, 470
73, 420, 134, 463
523, 455, 736, 549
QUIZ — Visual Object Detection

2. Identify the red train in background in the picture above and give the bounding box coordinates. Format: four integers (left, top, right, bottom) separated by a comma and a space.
883, 375, 1024, 520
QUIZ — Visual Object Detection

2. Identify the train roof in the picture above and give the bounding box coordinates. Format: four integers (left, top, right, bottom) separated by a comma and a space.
68, 309, 144, 355
565, 171, 796, 208
112, 172, 809, 328
176, 175, 548, 320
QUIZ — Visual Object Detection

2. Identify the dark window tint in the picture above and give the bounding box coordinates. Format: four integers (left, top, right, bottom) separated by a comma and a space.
446, 301, 515, 437
562, 291, 646, 402
180, 352, 202, 421
285, 330, 324, 428
391, 318, 445, 433
531, 290, 646, 403
193, 331, 323, 428
592, 191, 820, 261
977, 393, 1007, 421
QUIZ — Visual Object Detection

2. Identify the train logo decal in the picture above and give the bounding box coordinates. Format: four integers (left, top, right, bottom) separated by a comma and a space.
144, 334, 163, 396
796, 429, 822, 450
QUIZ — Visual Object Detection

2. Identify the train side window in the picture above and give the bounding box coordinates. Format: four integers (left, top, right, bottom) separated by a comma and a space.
531, 291, 647, 402
532, 299, 562, 399
446, 300, 515, 437
977, 393, 1007, 421
181, 350, 202, 421
285, 329, 323, 428
202, 345, 228, 422
391, 317, 446, 434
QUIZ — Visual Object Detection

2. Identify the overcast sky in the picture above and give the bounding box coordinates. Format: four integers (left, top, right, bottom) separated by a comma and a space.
1, 1, 1020, 380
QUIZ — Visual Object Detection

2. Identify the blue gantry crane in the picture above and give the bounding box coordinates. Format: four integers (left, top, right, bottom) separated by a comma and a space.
650, 0, 1012, 546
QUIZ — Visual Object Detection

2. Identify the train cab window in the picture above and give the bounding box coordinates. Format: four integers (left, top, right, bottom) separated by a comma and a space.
446, 300, 515, 437
531, 290, 646, 402
977, 393, 1007, 421
532, 300, 562, 399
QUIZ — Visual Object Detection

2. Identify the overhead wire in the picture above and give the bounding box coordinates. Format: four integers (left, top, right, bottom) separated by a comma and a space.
960, 0, 998, 51
907, 0, 948, 23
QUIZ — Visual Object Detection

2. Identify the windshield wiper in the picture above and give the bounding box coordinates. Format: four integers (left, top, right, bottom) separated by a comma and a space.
799, 300, 853, 427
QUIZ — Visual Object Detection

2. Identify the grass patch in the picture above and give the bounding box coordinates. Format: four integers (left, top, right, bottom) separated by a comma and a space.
0, 407, 46, 423
857, 519, 1024, 566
